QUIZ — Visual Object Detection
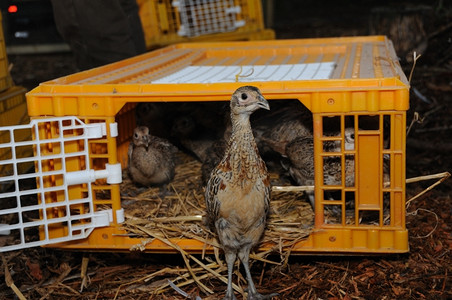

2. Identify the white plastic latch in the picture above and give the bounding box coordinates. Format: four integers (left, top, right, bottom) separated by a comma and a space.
234, 20, 246, 28
0, 224, 11, 235
92, 210, 113, 227
85, 123, 105, 139
101, 163, 122, 184
65, 163, 122, 185
178, 25, 187, 36
116, 208, 125, 224
226, 6, 241, 14
109, 122, 118, 137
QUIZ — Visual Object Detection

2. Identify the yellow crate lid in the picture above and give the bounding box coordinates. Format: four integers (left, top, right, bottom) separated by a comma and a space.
27, 36, 409, 117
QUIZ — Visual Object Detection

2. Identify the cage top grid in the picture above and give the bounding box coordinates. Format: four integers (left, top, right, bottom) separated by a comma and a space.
27, 36, 409, 117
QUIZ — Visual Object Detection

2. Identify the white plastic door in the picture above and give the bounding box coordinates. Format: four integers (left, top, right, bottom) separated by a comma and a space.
0, 116, 122, 252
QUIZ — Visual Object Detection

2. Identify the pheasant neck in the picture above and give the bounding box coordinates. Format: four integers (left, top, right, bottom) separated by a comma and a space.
223, 112, 261, 181
229, 112, 256, 148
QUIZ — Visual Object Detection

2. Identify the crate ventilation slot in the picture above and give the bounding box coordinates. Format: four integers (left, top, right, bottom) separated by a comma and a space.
0, 117, 121, 252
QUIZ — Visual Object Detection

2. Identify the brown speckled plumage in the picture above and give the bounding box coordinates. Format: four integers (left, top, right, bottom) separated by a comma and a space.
252, 100, 312, 156
285, 128, 356, 187
285, 128, 388, 208
171, 115, 219, 163
285, 134, 355, 188
127, 126, 176, 187
201, 138, 227, 185
205, 86, 276, 300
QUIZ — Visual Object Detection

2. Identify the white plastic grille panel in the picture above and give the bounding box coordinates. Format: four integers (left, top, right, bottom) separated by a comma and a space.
0, 117, 111, 252
152, 62, 336, 83
175, 0, 244, 37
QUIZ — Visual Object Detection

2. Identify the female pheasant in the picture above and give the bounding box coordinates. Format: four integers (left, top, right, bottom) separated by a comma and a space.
127, 126, 176, 187
205, 86, 277, 300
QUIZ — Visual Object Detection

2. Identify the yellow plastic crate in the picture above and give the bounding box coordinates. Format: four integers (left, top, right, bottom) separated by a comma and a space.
0, 86, 29, 125
137, 0, 275, 49
2, 36, 409, 254
0, 13, 13, 93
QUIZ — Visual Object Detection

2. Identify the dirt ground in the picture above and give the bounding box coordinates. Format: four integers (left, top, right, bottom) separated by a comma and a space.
2, 1, 452, 299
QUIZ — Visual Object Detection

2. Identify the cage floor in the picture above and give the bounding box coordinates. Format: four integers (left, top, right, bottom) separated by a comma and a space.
118, 151, 314, 254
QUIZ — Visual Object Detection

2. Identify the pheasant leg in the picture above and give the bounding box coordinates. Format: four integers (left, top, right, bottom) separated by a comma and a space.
223, 250, 238, 300
238, 246, 278, 300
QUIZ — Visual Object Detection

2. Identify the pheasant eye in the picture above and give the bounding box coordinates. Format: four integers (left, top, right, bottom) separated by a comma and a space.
241, 93, 248, 100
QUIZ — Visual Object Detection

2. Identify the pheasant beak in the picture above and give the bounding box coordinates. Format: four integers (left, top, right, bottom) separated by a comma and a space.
257, 95, 270, 110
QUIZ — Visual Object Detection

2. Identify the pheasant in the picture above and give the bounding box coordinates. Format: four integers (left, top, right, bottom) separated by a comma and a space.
127, 126, 176, 187
171, 112, 230, 185
171, 114, 220, 163
252, 99, 312, 156
205, 86, 277, 300
201, 138, 227, 185
135, 102, 176, 138
285, 128, 389, 210
285, 129, 356, 207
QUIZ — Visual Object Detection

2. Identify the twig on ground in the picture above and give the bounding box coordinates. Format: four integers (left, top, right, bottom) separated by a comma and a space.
406, 172, 451, 207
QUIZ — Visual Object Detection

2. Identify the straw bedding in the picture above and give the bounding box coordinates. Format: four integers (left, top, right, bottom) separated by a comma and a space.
119, 151, 314, 258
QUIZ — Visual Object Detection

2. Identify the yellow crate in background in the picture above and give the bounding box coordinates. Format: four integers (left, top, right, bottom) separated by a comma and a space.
0, 86, 31, 191
137, 0, 275, 49
0, 86, 28, 126
0, 12, 13, 93
2, 36, 409, 254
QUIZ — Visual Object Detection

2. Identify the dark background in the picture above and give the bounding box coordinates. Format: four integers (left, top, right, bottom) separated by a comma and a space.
1, 0, 451, 299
